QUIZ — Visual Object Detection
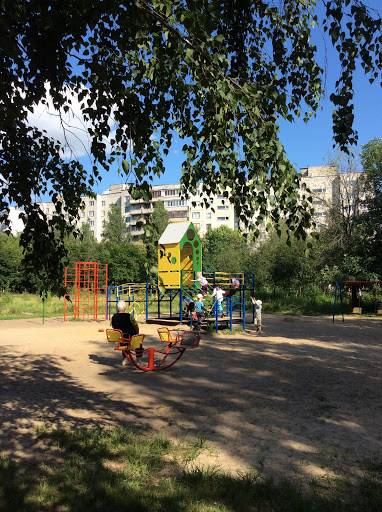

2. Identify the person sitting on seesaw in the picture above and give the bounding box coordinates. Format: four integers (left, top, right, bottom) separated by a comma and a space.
111, 300, 143, 366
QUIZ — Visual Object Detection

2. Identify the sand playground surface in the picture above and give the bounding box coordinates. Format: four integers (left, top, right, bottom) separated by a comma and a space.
0, 314, 381, 485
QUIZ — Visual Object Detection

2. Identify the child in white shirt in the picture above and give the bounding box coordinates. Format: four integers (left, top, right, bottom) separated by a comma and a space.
250, 296, 262, 333
211, 285, 225, 315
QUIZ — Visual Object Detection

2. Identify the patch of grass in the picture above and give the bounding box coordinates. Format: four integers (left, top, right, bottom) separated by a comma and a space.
0, 292, 65, 320
0, 426, 381, 511
218, 327, 245, 336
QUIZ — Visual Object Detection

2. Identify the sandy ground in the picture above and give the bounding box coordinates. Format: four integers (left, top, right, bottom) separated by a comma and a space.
0, 314, 381, 484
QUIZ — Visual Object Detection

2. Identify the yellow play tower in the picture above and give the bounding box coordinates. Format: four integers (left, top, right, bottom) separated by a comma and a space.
158, 222, 202, 289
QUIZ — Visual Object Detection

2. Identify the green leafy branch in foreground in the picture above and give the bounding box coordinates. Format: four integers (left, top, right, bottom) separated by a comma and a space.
1, 1, 382, 289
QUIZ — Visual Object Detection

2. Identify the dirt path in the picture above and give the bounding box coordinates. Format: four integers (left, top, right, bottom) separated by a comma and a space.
0, 314, 381, 483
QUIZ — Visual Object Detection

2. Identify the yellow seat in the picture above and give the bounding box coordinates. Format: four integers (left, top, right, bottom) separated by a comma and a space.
106, 329, 144, 351
127, 334, 145, 350
106, 329, 123, 343
352, 307, 362, 315
377, 309, 382, 316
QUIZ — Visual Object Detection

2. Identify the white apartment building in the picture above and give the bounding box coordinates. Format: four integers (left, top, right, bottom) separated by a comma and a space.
2, 166, 366, 240
30, 182, 238, 242
300, 165, 366, 229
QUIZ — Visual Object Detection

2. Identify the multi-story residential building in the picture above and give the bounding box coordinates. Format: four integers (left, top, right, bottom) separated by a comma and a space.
27, 182, 237, 242
300, 165, 366, 228
2, 166, 366, 240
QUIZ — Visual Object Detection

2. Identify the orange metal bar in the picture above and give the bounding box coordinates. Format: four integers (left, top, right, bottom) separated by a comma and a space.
148, 348, 155, 370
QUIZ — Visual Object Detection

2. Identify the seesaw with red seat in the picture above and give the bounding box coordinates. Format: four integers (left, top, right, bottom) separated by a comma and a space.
106, 327, 200, 372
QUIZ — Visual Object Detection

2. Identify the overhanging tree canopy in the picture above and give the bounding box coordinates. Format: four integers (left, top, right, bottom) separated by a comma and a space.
1, 0, 381, 290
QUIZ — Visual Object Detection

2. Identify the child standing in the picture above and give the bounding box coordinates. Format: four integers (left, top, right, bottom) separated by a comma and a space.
194, 293, 208, 331
211, 285, 225, 316
249, 296, 262, 333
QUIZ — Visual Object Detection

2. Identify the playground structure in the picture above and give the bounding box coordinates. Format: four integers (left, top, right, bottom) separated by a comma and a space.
64, 261, 108, 321
106, 327, 200, 372
107, 222, 255, 332
333, 280, 382, 322
64, 223, 256, 331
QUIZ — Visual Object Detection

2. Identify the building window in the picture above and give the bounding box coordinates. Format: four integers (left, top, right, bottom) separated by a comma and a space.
46, 208, 49, 214
206, 212, 212, 219
101, 211, 105, 217
125, 206, 130, 213
313, 212, 326, 217
192, 212, 200, 219
164, 200, 187, 207
217, 216, 229, 221
313, 188, 326, 193
312, 200, 323, 205
89, 220, 94, 226
169, 211, 187, 219
89, 200, 95, 206
88, 211, 94, 217
102, 221, 105, 226
125, 217, 131, 223
81, 211, 85, 218
90, 230, 94, 236
194, 223, 200, 228
64, 214, 69, 220
217, 205, 229, 210
153, 190, 162, 198
101, 201, 105, 206
164, 189, 179, 196
206, 224, 211, 230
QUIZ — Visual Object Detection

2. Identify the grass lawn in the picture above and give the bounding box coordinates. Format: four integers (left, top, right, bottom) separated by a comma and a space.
1, 426, 380, 512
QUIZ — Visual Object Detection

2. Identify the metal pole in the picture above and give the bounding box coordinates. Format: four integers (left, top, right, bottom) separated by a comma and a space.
215, 299, 218, 333
42, 289, 46, 324
333, 282, 338, 323
340, 283, 344, 322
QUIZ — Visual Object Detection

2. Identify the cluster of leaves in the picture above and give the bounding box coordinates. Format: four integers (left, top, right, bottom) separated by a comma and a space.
1, 0, 382, 290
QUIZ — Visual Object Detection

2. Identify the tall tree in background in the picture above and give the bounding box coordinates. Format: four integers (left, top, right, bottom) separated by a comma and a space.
66, 223, 98, 263
315, 140, 382, 280
358, 138, 382, 276
0, 234, 24, 291
140, 201, 169, 277
316, 150, 364, 270
1, 0, 382, 289
101, 204, 127, 244
202, 226, 252, 273
252, 225, 316, 294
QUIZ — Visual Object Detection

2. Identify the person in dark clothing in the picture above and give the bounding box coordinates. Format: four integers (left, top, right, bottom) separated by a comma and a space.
182, 297, 195, 318
111, 300, 142, 366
